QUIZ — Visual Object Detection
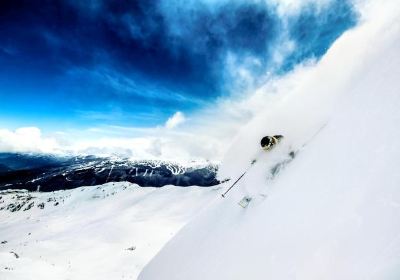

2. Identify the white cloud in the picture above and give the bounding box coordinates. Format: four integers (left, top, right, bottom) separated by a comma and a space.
0, 127, 60, 154
165, 112, 186, 129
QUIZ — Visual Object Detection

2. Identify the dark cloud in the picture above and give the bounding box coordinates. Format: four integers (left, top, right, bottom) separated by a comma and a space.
0, 0, 358, 126
282, 0, 358, 73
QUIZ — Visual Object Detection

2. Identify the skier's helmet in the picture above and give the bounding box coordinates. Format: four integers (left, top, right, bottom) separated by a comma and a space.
260, 136, 272, 149
261, 135, 283, 150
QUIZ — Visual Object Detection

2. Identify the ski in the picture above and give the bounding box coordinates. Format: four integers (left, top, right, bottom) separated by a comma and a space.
238, 196, 252, 208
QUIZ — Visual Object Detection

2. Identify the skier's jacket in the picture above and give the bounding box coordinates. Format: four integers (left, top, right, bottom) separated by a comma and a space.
260, 135, 283, 151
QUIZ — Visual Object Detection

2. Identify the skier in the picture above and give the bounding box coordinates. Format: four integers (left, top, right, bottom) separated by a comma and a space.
260, 135, 284, 151
221, 134, 284, 200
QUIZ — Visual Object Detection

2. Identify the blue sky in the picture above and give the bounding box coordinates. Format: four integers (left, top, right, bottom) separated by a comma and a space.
0, 0, 357, 132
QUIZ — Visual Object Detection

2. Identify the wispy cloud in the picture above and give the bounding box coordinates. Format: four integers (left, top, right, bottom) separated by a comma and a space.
165, 112, 186, 129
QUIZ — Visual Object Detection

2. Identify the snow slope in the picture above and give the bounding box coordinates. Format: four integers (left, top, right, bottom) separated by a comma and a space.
0, 183, 217, 280
139, 2, 400, 280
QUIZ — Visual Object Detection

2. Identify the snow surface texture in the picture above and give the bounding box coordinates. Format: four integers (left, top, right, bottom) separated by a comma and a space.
0, 183, 217, 279
139, 2, 400, 280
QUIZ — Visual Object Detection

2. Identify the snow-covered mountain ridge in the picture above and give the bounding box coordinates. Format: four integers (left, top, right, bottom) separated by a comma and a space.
0, 153, 219, 192
138, 2, 400, 280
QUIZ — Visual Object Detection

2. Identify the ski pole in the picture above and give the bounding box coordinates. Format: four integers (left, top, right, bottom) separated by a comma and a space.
221, 171, 246, 198
221, 158, 258, 198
